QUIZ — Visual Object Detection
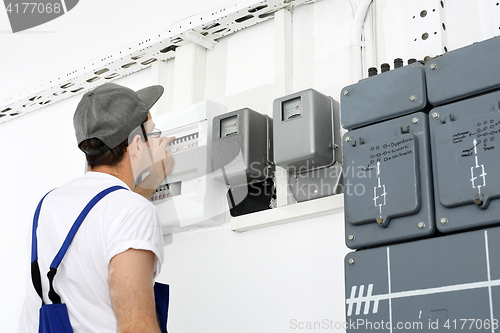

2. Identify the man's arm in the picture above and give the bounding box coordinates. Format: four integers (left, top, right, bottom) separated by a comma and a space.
109, 249, 160, 333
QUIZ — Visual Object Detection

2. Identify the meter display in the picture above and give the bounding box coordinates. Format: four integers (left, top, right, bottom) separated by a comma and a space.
220, 115, 238, 138
282, 97, 302, 120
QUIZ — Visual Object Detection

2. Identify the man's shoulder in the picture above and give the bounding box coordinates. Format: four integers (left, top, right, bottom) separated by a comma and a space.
50, 172, 154, 209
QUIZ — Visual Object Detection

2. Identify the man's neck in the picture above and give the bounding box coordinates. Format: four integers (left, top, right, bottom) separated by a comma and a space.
90, 163, 135, 190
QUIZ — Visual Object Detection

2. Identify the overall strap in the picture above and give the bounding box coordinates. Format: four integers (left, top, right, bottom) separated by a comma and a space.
31, 190, 55, 306
31, 185, 128, 305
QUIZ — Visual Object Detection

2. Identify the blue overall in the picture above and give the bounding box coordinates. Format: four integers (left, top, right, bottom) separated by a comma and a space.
31, 186, 169, 332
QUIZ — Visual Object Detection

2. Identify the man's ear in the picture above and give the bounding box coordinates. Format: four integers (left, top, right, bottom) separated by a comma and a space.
128, 134, 143, 160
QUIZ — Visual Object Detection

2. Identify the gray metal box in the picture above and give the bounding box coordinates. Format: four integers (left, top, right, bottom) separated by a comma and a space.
343, 112, 434, 249
341, 63, 427, 130
429, 90, 500, 233
426, 36, 500, 106
345, 226, 500, 332
273, 89, 341, 171
211, 108, 272, 187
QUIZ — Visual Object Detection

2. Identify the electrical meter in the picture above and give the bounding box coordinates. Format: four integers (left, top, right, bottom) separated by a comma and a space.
429, 90, 500, 233
343, 112, 434, 249
273, 89, 342, 202
212, 108, 274, 216
139, 100, 228, 234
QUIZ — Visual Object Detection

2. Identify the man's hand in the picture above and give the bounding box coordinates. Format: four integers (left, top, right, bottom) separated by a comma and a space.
134, 136, 175, 199
149, 136, 175, 181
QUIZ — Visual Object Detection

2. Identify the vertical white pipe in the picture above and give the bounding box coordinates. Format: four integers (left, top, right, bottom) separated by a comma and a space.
351, 0, 374, 83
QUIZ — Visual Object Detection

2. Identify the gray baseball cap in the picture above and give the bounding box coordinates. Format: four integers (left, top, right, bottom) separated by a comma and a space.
74, 83, 164, 155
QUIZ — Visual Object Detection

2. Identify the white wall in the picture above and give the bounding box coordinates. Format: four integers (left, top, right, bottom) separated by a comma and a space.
1, 0, 499, 332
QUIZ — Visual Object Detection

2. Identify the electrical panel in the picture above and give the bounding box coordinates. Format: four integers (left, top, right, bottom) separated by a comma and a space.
273, 89, 342, 202
426, 36, 500, 106
144, 100, 228, 234
341, 63, 427, 130
345, 226, 500, 332
211, 108, 274, 216
343, 112, 434, 249
429, 90, 500, 234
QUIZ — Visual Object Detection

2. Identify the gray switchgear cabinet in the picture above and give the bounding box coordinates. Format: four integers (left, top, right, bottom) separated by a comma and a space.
343, 112, 434, 249
426, 35, 500, 106
211, 108, 273, 187
345, 226, 500, 332
341, 63, 427, 130
429, 90, 500, 233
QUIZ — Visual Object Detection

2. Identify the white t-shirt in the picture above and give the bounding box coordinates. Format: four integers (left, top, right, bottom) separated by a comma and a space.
19, 171, 164, 333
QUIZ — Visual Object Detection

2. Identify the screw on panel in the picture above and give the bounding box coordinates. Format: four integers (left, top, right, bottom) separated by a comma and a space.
430, 63, 437, 70
345, 136, 351, 143
412, 117, 419, 124
410, 95, 417, 102
475, 198, 484, 206
432, 112, 440, 120
440, 217, 448, 225
418, 222, 425, 229
343, 90, 350, 96
377, 218, 384, 225
348, 258, 355, 265
348, 235, 355, 241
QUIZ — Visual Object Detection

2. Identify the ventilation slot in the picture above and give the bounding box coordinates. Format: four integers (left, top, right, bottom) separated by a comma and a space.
202, 23, 220, 30
71, 87, 85, 93
60, 83, 74, 89
94, 68, 109, 75
105, 73, 120, 79
160, 45, 178, 53
213, 28, 230, 34
249, 4, 268, 13
86, 76, 100, 83
259, 10, 278, 19
121, 62, 137, 69
235, 15, 254, 23
131, 54, 146, 60
141, 58, 157, 65
1, 107, 12, 113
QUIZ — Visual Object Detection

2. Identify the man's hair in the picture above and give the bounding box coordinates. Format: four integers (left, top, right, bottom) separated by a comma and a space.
80, 115, 149, 169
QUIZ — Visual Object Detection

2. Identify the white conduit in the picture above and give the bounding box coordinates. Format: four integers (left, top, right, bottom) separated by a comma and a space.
351, 0, 374, 83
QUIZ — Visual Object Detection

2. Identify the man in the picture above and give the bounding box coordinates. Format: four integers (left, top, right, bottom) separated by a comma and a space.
19, 83, 174, 332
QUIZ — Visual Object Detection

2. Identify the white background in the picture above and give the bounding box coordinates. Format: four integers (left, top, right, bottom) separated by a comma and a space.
1, 0, 499, 332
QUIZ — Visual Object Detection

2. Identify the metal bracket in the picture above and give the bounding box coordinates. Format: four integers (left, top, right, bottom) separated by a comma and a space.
184, 30, 218, 51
